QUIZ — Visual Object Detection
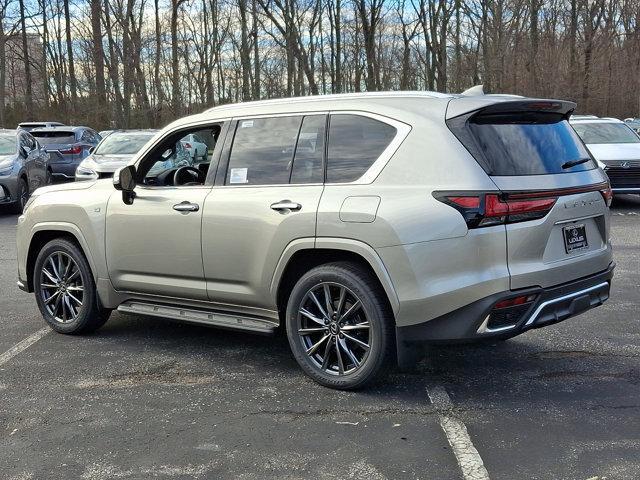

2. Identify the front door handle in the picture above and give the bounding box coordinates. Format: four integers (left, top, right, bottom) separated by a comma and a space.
270, 200, 302, 212
173, 201, 200, 213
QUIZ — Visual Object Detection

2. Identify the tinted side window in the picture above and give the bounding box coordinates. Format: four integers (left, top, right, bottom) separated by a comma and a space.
226, 116, 302, 185
290, 115, 326, 184
327, 115, 397, 183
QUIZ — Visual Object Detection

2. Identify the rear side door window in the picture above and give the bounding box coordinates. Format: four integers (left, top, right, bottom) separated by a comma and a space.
290, 115, 326, 184
226, 116, 303, 185
326, 114, 397, 183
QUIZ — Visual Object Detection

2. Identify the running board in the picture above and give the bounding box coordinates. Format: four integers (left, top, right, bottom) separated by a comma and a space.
117, 301, 278, 334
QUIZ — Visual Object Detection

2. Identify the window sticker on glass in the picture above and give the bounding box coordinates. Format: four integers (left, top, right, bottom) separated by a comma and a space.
230, 167, 248, 184
241, 120, 254, 129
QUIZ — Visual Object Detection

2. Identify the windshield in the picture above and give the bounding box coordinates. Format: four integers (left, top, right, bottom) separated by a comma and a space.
466, 113, 595, 175
95, 132, 155, 155
572, 122, 640, 144
0, 134, 16, 155
31, 131, 76, 144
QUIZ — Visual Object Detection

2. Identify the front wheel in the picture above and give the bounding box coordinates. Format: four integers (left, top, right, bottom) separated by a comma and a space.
33, 238, 111, 334
286, 262, 394, 390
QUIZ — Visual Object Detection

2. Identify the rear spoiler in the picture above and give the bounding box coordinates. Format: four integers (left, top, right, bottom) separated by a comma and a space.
446, 97, 576, 120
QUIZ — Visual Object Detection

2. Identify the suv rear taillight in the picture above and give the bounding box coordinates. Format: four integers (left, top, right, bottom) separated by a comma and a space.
600, 185, 613, 207
60, 145, 82, 155
436, 192, 557, 228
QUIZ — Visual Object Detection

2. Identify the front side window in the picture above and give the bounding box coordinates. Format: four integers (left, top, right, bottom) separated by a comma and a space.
572, 122, 640, 145
137, 124, 222, 187
327, 114, 397, 183
226, 116, 302, 185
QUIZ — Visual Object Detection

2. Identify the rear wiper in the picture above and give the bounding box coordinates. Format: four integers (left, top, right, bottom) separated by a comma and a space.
562, 158, 590, 169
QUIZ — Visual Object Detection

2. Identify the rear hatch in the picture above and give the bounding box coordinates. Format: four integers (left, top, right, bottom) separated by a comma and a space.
31, 131, 78, 163
447, 98, 613, 289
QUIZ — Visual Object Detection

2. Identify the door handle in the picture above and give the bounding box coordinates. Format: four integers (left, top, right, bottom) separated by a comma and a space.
270, 200, 302, 212
173, 201, 200, 213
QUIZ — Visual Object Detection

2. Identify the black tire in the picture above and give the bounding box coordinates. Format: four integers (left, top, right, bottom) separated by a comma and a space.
33, 238, 111, 334
10, 177, 28, 214
286, 262, 395, 390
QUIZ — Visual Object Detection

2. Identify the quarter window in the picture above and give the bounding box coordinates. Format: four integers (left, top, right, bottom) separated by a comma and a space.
226, 116, 302, 185
327, 114, 397, 183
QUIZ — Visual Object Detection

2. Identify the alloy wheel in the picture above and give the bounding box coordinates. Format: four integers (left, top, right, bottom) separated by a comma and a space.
297, 282, 371, 376
39, 252, 84, 323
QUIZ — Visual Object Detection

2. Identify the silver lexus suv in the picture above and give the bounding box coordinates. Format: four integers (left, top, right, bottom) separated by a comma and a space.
16, 93, 614, 389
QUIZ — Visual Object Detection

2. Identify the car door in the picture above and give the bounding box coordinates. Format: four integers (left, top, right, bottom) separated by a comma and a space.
104, 132, 220, 301
202, 114, 326, 311
25, 133, 46, 187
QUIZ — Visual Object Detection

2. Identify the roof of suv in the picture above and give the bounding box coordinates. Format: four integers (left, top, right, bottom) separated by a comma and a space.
204, 91, 454, 114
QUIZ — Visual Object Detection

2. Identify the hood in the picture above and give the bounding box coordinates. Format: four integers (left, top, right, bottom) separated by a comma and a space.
83, 154, 133, 173
33, 179, 96, 196
585, 143, 640, 162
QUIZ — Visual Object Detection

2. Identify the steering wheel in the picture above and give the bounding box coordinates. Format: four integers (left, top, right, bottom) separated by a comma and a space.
173, 165, 204, 186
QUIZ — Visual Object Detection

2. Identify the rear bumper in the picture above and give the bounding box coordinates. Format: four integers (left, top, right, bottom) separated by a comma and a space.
396, 263, 615, 362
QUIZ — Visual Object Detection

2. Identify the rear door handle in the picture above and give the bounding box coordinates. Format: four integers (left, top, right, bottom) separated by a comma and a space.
173, 201, 200, 213
270, 200, 302, 212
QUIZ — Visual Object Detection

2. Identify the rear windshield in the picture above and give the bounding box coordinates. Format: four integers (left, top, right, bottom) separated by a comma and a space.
31, 131, 76, 144
95, 132, 155, 155
0, 134, 16, 155
464, 113, 595, 176
572, 122, 640, 144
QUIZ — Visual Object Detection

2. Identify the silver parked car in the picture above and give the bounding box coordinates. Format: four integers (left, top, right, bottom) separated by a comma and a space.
16, 93, 614, 389
0, 129, 50, 213
31, 126, 101, 181
75, 130, 159, 181
571, 116, 640, 194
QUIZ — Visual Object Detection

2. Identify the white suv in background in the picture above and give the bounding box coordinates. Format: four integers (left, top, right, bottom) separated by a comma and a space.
571, 116, 640, 194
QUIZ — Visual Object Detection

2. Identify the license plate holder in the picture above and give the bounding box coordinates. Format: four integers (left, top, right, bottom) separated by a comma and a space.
563, 224, 588, 253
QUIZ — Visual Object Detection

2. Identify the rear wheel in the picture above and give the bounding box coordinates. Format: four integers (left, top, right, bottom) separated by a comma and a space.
10, 178, 28, 214
286, 262, 394, 390
33, 238, 110, 334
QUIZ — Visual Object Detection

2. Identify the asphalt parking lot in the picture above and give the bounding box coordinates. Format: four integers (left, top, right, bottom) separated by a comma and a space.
1, 196, 639, 480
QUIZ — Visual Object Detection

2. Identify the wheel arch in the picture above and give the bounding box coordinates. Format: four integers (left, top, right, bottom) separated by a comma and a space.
25, 224, 97, 292
271, 238, 400, 321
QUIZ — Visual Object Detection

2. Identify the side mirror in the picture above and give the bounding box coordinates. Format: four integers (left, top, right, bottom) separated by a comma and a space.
113, 165, 137, 205
19, 146, 29, 158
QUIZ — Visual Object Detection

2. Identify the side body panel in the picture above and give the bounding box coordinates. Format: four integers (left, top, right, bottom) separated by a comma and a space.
104, 186, 211, 300
202, 185, 323, 309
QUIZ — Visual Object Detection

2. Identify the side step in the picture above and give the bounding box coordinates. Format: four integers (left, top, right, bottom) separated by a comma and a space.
117, 301, 278, 335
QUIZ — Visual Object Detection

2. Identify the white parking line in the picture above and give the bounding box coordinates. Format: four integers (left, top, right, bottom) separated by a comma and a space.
0, 327, 50, 367
428, 385, 490, 480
